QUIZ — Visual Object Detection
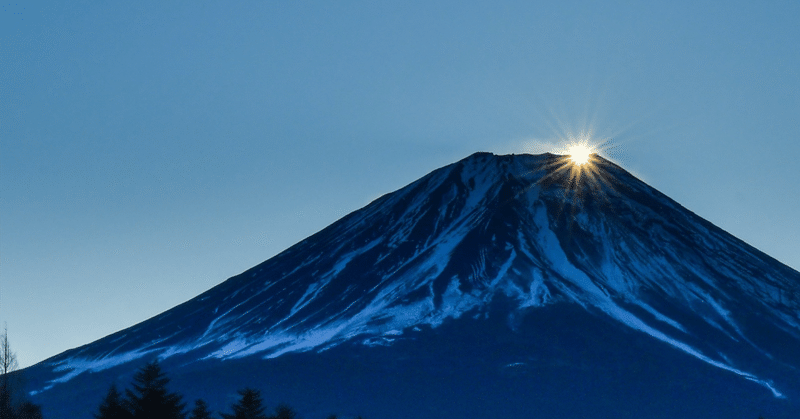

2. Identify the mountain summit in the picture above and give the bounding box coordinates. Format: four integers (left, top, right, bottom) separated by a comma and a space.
25, 152, 800, 418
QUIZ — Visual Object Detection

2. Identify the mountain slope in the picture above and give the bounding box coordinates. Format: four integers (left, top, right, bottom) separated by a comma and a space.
23, 152, 800, 418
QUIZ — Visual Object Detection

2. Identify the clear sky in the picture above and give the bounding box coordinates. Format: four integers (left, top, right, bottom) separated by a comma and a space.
1, 1, 798, 369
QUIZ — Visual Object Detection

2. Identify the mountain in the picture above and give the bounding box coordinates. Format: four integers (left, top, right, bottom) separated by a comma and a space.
22, 152, 800, 419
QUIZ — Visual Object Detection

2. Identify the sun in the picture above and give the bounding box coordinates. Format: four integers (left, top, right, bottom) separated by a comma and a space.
567, 143, 594, 165
513, 131, 623, 225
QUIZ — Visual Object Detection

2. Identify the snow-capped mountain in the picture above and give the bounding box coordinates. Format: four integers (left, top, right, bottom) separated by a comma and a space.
23, 152, 800, 419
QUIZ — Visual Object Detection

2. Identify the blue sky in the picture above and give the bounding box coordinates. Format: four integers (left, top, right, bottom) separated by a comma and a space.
1, 1, 798, 369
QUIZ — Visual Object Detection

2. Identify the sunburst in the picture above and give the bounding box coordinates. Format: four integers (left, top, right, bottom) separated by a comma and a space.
567, 143, 594, 166
513, 132, 623, 231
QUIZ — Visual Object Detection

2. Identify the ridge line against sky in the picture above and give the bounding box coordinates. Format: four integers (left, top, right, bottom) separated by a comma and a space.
1, 0, 798, 369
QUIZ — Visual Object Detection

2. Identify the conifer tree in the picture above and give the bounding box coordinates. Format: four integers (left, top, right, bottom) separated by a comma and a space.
0, 385, 13, 419
125, 360, 186, 419
271, 404, 296, 419
188, 399, 213, 419
94, 384, 132, 419
220, 388, 268, 419
15, 401, 42, 419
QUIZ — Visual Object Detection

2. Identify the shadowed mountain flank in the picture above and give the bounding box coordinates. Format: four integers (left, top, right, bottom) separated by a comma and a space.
24, 152, 800, 419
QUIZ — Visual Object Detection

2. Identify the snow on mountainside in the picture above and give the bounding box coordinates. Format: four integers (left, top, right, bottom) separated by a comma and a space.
27, 152, 800, 401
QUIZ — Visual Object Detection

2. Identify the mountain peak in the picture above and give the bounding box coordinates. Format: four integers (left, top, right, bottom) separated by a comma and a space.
26, 152, 800, 418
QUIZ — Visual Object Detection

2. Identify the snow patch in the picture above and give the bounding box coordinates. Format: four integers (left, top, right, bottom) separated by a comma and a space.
636, 302, 687, 333
32, 349, 154, 395
518, 268, 550, 308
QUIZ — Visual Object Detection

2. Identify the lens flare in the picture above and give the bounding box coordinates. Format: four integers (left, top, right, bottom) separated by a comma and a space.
514, 132, 622, 221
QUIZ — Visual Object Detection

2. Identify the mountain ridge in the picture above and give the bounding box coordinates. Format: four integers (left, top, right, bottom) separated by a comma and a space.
23, 151, 800, 418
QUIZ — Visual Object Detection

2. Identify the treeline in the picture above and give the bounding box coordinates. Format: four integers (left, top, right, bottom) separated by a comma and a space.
0, 381, 42, 419
94, 360, 364, 419
1, 326, 43, 419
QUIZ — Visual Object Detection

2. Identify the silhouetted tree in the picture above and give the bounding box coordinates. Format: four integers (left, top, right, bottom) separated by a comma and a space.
15, 402, 42, 419
221, 388, 268, 419
0, 327, 17, 381
1, 325, 18, 419
0, 326, 37, 419
95, 384, 133, 419
125, 360, 186, 419
271, 404, 296, 419
188, 399, 213, 419
0, 385, 12, 419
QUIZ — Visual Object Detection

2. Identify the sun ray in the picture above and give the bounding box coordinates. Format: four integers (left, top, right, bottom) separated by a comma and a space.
511, 130, 627, 237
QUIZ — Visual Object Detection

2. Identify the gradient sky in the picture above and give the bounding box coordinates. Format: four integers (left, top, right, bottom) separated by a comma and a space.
2, 1, 798, 369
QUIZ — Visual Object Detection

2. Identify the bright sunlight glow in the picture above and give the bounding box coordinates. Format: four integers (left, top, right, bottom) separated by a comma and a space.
517, 131, 620, 216
568, 143, 594, 165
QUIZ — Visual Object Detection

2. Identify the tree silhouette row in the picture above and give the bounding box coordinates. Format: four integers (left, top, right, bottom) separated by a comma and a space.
94, 360, 362, 419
